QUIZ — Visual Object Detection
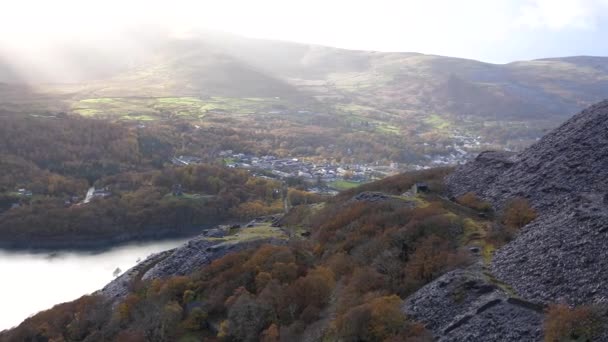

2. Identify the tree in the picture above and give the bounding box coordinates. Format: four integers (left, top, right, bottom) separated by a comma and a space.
181, 307, 207, 331
544, 304, 602, 342
335, 295, 407, 341
456, 192, 492, 212
227, 291, 273, 342
290, 267, 335, 312
260, 323, 280, 342
403, 235, 469, 294
502, 197, 536, 229
160, 301, 182, 340
271, 262, 298, 284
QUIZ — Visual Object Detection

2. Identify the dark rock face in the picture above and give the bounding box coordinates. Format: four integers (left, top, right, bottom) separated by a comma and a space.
447, 100, 608, 210
404, 269, 543, 341
100, 249, 175, 301
445, 100, 608, 306
491, 203, 608, 305
99, 224, 285, 303
141, 237, 282, 281
445, 150, 517, 204
351, 191, 390, 203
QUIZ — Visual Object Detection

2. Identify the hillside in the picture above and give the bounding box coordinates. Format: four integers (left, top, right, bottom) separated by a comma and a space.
2, 32, 608, 165
202, 33, 608, 123
5, 100, 608, 340
1, 168, 471, 341
446, 100, 608, 306
0, 114, 293, 249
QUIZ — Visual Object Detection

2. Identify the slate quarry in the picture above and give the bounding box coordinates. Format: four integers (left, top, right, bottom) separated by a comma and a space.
446, 100, 608, 306
405, 100, 608, 340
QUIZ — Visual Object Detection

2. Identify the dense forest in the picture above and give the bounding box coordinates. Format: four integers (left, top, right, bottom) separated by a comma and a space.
0, 113, 464, 247
0, 163, 286, 248
0, 115, 296, 247
4, 168, 585, 342
0, 107, 495, 173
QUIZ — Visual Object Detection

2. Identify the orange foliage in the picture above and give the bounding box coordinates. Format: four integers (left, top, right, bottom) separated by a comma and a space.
502, 197, 536, 229
404, 235, 469, 292
544, 304, 602, 342
290, 267, 336, 311
456, 192, 492, 212
335, 295, 407, 341
260, 323, 280, 342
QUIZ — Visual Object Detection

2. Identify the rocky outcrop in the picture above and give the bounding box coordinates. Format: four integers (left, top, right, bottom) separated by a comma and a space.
100, 249, 174, 301
404, 269, 543, 341
445, 150, 516, 204
351, 191, 391, 203
445, 100, 608, 307
141, 236, 284, 281
491, 200, 608, 305
447, 100, 608, 210
99, 220, 286, 303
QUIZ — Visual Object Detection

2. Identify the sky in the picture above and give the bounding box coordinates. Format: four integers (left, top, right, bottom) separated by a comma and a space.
1, 0, 608, 63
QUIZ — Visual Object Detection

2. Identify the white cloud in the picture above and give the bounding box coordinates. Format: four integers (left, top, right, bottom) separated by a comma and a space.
514, 0, 608, 30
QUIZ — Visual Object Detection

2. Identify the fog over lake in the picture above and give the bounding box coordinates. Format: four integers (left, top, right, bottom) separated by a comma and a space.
0, 238, 189, 330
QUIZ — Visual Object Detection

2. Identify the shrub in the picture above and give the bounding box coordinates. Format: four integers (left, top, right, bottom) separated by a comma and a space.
288, 189, 324, 206
502, 197, 536, 229
544, 304, 603, 342
334, 295, 426, 341
456, 192, 492, 212
403, 235, 470, 293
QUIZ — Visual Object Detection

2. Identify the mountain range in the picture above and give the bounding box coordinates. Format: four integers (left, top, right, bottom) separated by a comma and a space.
2, 31, 608, 156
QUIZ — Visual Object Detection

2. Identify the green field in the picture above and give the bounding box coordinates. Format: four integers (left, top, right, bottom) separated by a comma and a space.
425, 114, 451, 130
334, 103, 401, 135
72, 96, 286, 121
328, 180, 363, 190
206, 223, 288, 246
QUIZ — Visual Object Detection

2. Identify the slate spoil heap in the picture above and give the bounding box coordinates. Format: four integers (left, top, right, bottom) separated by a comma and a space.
405, 100, 608, 340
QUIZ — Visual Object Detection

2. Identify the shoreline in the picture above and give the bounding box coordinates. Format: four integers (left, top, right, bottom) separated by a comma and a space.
0, 221, 242, 252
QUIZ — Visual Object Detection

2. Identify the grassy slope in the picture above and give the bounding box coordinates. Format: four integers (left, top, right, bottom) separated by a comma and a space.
3, 34, 608, 158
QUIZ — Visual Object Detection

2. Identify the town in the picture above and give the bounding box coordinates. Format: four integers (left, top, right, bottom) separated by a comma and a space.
172, 151, 409, 192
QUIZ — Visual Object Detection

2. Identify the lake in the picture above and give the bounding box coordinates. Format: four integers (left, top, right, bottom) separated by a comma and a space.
0, 238, 190, 331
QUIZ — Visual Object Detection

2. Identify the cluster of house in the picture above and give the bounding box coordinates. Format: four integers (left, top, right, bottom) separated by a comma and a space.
219, 150, 400, 184
167, 151, 411, 192
412, 130, 486, 168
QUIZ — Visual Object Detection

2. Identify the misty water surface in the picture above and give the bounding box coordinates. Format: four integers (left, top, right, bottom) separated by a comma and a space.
0, 238, 189, 330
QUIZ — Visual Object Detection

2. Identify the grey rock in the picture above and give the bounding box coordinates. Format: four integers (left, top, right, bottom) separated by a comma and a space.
99, 249, 174, 301
491, 206, 608, 305
99, 222, 285, 304
447, 100, 608, 211
204, 225, 230, 237
404, 269, 543, 341
351, 191, 390, 203
141, 236, 282, 281
445, 100, 608, 305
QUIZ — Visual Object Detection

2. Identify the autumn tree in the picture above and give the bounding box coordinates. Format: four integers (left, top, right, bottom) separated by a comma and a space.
260, 323, 280, 342
456, 192, 492, 212
288, 266, 336, 317
502, 197, 536, 229
544, 304, 602, 342
227, 290, 273, 342
403, 235, 469, 293
335, 295, 408, 341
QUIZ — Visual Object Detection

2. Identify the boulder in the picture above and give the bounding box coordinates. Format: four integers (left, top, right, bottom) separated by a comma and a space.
404, 269, 543, 341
